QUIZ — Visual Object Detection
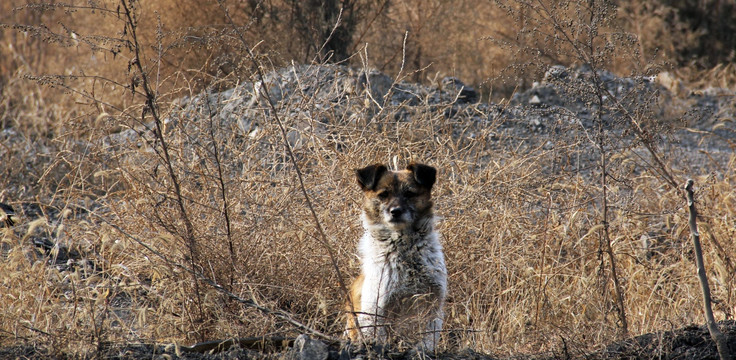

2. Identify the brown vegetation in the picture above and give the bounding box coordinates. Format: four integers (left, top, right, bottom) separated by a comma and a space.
0, 0, 734, 358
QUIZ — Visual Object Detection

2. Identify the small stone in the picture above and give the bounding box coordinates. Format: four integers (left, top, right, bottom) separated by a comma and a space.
543, 65, 568, 82
294, 334, 328, 360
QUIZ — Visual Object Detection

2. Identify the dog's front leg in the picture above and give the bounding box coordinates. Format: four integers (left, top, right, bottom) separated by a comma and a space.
358, 279, 389, 342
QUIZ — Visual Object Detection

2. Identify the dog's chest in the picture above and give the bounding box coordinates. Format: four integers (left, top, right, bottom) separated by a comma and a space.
363, 231, 445, 301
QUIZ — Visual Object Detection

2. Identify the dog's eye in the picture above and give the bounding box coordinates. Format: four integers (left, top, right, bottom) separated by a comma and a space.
377, 191, 390, 200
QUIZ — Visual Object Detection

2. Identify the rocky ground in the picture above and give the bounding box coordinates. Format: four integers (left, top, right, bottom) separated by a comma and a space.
103, 63, 734, 179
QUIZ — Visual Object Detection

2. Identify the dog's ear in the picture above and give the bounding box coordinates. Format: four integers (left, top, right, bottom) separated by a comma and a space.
356, 164, 388, 191
407, 163, 436, 189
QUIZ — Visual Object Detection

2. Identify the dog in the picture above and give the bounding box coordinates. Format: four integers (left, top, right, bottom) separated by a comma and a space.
345, 162, 447, 351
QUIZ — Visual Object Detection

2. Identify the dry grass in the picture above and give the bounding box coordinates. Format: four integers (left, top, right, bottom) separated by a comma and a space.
3, 0, 734, 102
1, 0, 735, 358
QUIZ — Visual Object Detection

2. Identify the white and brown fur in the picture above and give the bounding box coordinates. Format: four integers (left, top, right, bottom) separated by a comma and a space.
346, 163, 447, 350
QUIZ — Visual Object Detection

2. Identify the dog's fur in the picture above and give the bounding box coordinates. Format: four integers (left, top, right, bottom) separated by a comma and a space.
345, 163, 447, 350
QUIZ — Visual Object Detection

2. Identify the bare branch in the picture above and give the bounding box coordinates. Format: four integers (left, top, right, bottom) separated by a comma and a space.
685, 179, 734, 360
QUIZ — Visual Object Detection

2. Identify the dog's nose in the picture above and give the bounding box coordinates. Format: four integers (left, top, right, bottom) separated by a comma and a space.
390, 207, 404, 218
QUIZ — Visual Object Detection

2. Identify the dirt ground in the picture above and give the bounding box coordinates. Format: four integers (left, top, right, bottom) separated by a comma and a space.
1, 321, 734, 359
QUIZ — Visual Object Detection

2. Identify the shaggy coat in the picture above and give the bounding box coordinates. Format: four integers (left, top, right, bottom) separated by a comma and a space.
346, 163, 447, 350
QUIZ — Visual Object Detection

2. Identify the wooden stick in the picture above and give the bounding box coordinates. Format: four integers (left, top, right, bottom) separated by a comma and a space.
685, 179, 733, 360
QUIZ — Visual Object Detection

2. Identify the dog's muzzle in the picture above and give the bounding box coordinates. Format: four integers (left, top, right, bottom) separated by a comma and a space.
387, 206, 413, 224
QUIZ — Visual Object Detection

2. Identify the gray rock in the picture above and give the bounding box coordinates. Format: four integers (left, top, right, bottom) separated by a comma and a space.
293, 334, 328, 360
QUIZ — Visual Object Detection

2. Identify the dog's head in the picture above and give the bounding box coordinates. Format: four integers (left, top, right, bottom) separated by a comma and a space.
356, 163, 437, 230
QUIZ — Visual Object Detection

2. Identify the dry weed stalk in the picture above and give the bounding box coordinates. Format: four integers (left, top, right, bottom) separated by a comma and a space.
216, 0, 360, 342
119, 0, 207, 337
499, 0, 636, 337
116, 0, 336, 341
685, 179, 734, 360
